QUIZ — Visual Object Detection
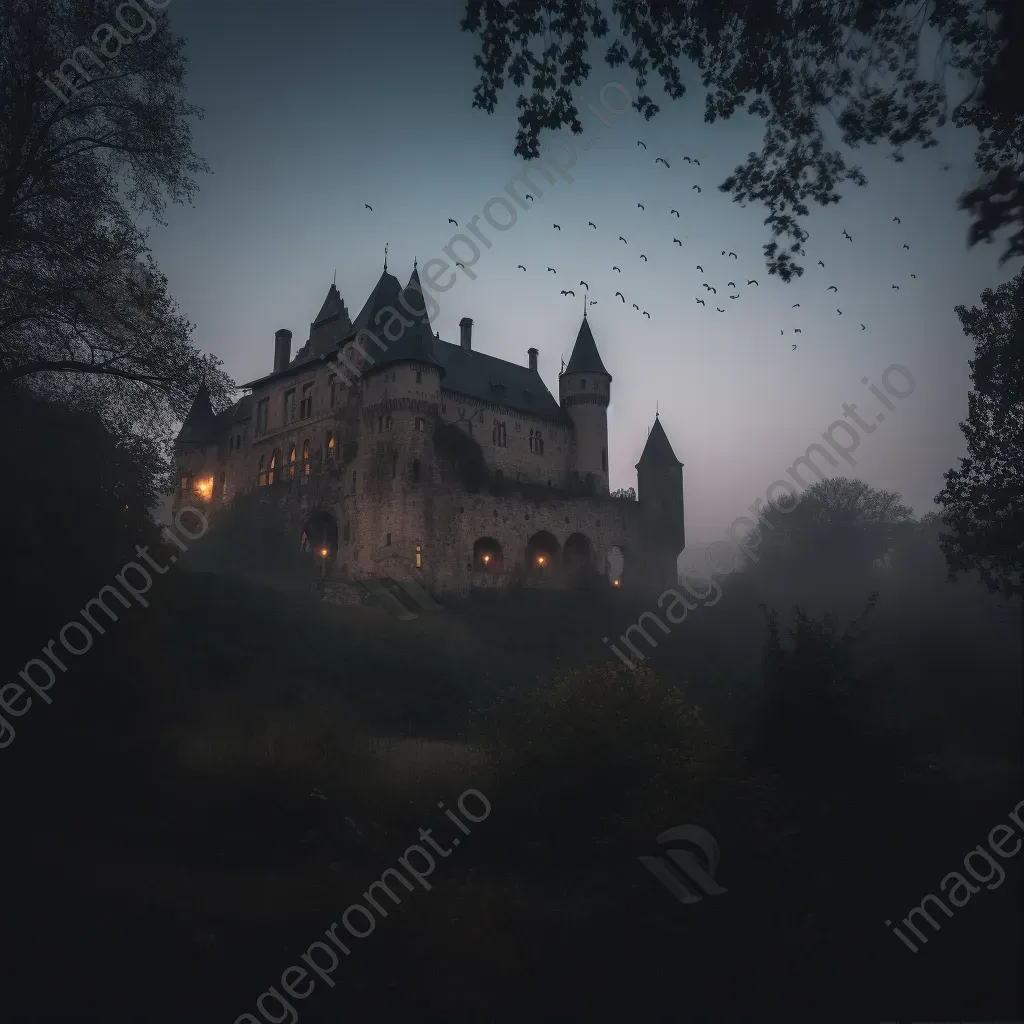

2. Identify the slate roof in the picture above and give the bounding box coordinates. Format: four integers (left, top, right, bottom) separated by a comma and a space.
564, 315, 610, 377
434, 339, 568, 423
636, 415, 682, 468
176, 382, 221, 445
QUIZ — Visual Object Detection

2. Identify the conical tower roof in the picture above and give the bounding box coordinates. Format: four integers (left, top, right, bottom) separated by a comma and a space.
564, 315, 610, 377
398, 263, 431, 327
176, 382, 220, 446
313, 282, 349, 326
636, 415, 682, 468
350, 267, 404, 334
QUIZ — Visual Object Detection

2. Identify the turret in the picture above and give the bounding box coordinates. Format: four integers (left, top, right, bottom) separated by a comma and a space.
635, 414, 685, 553
559, 315, 611, 494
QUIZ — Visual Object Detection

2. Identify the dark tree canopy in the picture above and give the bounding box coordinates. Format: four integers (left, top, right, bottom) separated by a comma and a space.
935, 268, 1024, 596
0, 0, 232, 462
461, 0, 1024, 280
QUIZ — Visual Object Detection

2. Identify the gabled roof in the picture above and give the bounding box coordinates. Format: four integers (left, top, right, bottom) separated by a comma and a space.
176, 382, 221, 446
564, 316, 610, 377
435, 339, 568, 423
636, 415, 682, 468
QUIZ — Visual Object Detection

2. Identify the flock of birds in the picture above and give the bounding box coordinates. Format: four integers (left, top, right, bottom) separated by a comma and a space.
363, 142, 920, 351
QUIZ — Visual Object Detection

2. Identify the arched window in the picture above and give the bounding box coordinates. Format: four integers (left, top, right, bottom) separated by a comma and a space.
392, 451, 399, 479
529, 430, 544, 455
378, 414, 384, 432
492, 421, 506, 447
329, 373, 338, 407
302, 439, 311, 475
415, 543, 422, 569
411, 458, 421, 483
258, 455, 266, 486
326, 431, 335, 460
288, 444, 297, 479
269, 450, 279, 485
385, 414, 393, 430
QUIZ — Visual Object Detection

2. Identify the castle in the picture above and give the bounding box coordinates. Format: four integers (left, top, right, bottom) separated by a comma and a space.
172, 261, 685, 595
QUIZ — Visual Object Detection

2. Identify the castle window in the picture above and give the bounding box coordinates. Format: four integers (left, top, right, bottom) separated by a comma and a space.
415, 417, 425, 432
529, 429, 544, 455
269, 450, 279, 485
385, 414, 393, 431
416, 371, 422, 384
601, 446, 607, 471
492, 421, 507, 447
302, 439, 311, 475
386, 533, 392, 547
581, 378, 586, 389
377, 414, 383, 433
415, 543, 422, 569
285, 444, 295, 479
284, 389, 296, 423
392, 451, 398, 479
329, 374, 338, 407
258, 456, 266, 486
411, 458, 421, 483
326, 432, 335, 459
255, 398, 269, 435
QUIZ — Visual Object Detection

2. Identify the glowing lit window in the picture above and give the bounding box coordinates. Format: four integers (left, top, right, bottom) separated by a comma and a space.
288, 444, 297, 479
302, 439, 311, 475
258, 456, 266, 486
269, 451, 279, 485
414, 543, 422, 569
326, 432, 335, 459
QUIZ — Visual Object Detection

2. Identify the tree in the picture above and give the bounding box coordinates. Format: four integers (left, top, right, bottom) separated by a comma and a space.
935, 269, 1024, 597
610, 485, 636, 500
0, 0, 232, 454
460, 0, 1024, 280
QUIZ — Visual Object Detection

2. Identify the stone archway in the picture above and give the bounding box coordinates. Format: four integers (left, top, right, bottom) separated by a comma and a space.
473, 536, 504, 572
525, 530, 560, 578
563, 532, 593, 586
301, 509, 339, 559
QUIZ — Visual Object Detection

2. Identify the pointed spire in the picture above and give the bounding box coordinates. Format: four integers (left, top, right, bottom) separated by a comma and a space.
564, 316, 610, 377
399, 264, 431, 327
176, 381, 220, 446
383, 241, 388, 271
637, 416, 682, 468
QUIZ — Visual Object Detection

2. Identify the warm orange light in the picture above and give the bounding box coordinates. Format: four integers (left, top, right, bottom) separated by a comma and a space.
320, 547, 328, 557
482, 553, 491, 564
536, 554, 546, 566
613, 578, 620, 587
193, 476, 214, 501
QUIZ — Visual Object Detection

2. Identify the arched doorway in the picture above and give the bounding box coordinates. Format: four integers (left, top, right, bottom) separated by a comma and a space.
301, 510, 339, 559
606, 544, 624, 588
473, 537, 504, 572
525, 530, 559, 578
563, 532, 593, 585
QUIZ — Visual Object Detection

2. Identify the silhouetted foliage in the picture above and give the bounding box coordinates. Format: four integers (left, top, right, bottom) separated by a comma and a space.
461, 0, 1024, 278
0, 0, 232, 468
610, 485, 636, 500
936, 268, 1024, 596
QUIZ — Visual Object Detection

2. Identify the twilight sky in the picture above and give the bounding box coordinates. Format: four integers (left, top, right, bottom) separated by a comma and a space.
148, 0, 1020, 548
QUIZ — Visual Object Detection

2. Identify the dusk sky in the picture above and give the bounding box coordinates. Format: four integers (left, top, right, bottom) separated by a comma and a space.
148, 0, 1019, 550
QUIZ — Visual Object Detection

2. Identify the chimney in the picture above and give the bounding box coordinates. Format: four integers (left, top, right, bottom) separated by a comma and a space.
459, 317, 473, 351
274, 329, 292, 373
528, 347, 538, 372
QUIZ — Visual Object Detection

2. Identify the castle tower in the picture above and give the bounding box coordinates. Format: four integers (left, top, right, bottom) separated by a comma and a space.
635, 414, 685, 577
173, 381, 221, 508
559, 314, 611, 494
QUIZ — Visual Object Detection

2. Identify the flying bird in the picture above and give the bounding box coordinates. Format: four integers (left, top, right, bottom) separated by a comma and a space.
633, 304, 639, 310
910, 273, 917, 279
456, 262, 465, 268
702, 283, 712, 290
671, 209, 680, 217
673, 238, 682, 246
861, 324, 866, 330
892, 284, 900, 289
792, 344, 798, 350
717, 307, 725, 312
589, 300, 597, 306
792, 303, 801, 308
448, 218, 458, 225
638, 141, 647, 149
817, 260, 825, 267
619, 236, 627, 243
656, 157, 670, 167
794, 328, 802, 334
727, 281, 736, 288
561, 290, 575, 297
616, 292, 625, 302
547, 267, 556, 273
903, 244, 910, 250
708, 285, 717, 294
893, 216, 901, 224
613, 266, 621, 272
525, 194, 535, 201
579, 280, 589, 289
638, 203, 645, 210
747, 279, 759, 286
722, 251, 726, 255
589, 222, 597, 229
728, 252, 737, 259
729, 294, 739, 299
364, 204, 372, 211
518, 265, 526, 271
827, 285, 838, 292
643, 311, 651, 318
683, 156, 692, 163
693, 185, 702, 193
553, 224, 561, 230
842, 230, 852, 241
837, 309, 843, 314
640, 254, 648, 261
693, 159, 700, 166
696, 298, 705, 306
696, 265, 704, 273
